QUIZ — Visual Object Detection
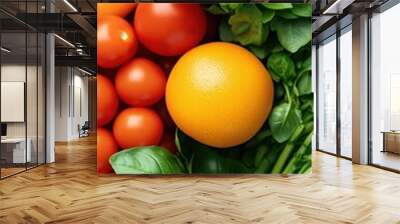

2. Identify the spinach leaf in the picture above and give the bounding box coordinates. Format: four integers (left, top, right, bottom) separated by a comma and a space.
219, 18, 235, 42
206, 4, 228, 15
276, 10, 299, 19
262, 3, 293, 10
176, 130, 250, 173
268, 103, 302, 143
297, 55, 312, 76
248, 44, 268, 59
272, 18, 311, 53
291, 4, 312, 17
228, 4, 268, 46
191, 148, 251, 173
219, 3, 242, 13
109, 146, 186, 174
267, 51, 296, 82
297, 72, 312, 96
274, 83, 285, 100
258, 6, 275, 23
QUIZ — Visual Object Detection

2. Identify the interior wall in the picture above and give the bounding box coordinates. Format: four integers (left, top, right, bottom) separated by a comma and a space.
0, 64, 40, 139
54, 67, 89, 141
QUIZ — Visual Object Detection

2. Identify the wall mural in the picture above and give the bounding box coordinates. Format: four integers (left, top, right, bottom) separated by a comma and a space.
97, 3, 313, 174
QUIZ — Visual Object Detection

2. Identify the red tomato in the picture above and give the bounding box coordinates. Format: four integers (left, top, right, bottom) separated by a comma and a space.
113, 108, 164, 149
115, 58, 166, 107
97, 15, 138, 68
134, 3, 206, 56
97, 128, 119, 173
97, 3, 136, 18
97, 74, 119, 126
160, 132, 177, 154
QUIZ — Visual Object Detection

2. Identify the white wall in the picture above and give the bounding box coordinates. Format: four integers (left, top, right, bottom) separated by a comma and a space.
1, 63, 46, 164
54, 67, 89, 141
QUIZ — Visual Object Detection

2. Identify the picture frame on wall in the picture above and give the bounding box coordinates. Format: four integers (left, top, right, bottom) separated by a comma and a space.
96, 2, 313, 175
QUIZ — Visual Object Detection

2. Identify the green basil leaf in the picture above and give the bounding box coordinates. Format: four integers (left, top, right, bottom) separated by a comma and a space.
258, 6, 275, 23
219, 18, 235, 42
273, 18, 311, 53
291, 4, 312, 17
246, 25, 269, 57
268, 103, 302, 143
109, 146, 186, 174
262, 3, 293, 10
296, 56, 312, 79
267, 51, 296, 82
297, 72, 312, 96
276, 10, 299, 19
206, 4, 228, 15
219, 3, 242, 13
248, 44, 268, 59
228, 4, 267, 46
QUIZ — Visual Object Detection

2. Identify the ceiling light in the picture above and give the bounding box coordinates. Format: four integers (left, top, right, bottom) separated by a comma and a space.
63, 0, 78, 12
1, 47, 11, 53
54, 34, 75, 48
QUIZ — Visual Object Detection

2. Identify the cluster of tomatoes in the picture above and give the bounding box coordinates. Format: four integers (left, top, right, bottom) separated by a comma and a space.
97, 3, 216, 173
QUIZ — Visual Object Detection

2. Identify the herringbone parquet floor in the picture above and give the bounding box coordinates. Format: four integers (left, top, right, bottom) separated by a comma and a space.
1, 136, 400, 224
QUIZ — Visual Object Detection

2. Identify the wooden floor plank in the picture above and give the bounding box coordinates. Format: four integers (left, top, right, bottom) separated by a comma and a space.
0, 136, 400, 223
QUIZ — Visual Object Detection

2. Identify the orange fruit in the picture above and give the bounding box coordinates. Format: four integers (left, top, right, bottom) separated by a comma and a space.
166, 42, 274, 148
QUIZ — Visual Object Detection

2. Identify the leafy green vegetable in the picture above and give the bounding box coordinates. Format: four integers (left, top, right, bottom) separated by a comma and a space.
191, 149, 251, 173
254, 146, 281, 173
248, 44, 268, 59
297, 72, 312, 96
219, 3, 242, 13
282, 131, 313, 173
176, 130, 250, 173
268, 102, 302, 143
219, 18, 235, 42
267, 51, 296, 82
291, 4, 312, 17
262, 3, 293, 10
109, 146, 186, 174
271, 125, 304, 173
276, 10, 299, 19
177, 3, 314, 174
228, 4, 268, 46
206, 4, 228, 15
272, 18, 311, 53
259, 7, 275, 23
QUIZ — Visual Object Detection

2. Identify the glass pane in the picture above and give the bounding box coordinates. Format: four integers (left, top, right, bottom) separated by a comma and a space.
339, 28, 352, 158
371, 4, 400, 171
1, 31, 27, 177
27, 31, 38, 169
38, 33, 45, 165
318, 36, 337, 154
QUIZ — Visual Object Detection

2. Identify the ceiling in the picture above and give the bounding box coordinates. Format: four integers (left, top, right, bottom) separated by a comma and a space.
0, 0, 98, 71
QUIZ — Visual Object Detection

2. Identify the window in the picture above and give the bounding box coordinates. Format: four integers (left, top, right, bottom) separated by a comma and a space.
339, 27, 352, 158
317, 36, 337, 154
370, 3, 400, 171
